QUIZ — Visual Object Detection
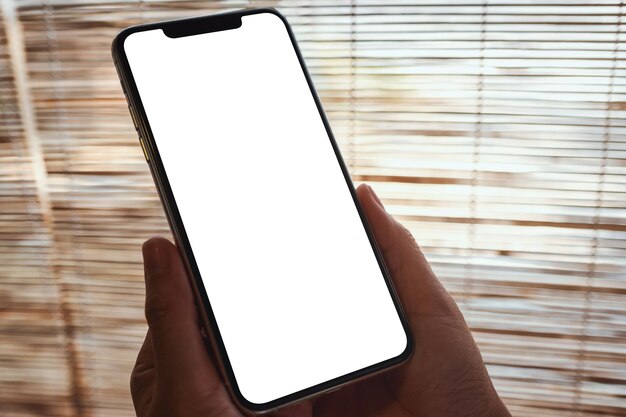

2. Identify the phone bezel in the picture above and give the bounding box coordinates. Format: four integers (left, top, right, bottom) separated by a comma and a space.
112, 8, 414, 413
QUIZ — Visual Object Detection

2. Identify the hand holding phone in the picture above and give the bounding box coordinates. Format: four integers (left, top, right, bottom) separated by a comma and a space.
114, 8, 509, 416
132, 184, 511, 417
114, 9, 412, 412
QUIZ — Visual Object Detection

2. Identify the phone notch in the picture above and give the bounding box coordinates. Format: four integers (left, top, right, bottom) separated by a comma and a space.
162, 14, 242, 38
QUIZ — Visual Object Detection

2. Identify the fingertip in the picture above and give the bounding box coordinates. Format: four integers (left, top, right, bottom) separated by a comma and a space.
141, 237, 193, 313
355, 183, 373, 204
357, 183, 388, 213
142, 237, 176, 289
142, 236, 175, 259
356, 183, 397, 240
361, 183, 385, 208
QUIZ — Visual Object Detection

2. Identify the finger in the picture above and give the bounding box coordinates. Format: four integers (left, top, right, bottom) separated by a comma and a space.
130, 331, 156, 414
355, 184, 458, 318
142, 237, 223, 394
133, 329, 154, 375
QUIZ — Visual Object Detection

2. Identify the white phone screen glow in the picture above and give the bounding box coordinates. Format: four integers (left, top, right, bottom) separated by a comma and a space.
124, 12, 408, 405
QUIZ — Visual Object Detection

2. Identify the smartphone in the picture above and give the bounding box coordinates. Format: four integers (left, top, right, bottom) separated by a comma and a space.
112, 8, 412, 413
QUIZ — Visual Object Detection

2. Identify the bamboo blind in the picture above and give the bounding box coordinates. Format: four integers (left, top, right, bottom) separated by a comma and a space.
0, 1, 625, 416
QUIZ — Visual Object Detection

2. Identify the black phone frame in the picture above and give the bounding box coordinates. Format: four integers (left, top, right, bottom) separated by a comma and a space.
112, 8, 414, 414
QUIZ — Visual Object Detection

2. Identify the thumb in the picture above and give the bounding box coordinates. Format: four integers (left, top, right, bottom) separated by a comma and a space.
142, 237, 223, 396
355, 184, 459, 318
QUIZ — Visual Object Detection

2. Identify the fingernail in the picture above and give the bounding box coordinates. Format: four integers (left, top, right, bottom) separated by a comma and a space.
142, 239, 168, 279
366, 184, 386, 211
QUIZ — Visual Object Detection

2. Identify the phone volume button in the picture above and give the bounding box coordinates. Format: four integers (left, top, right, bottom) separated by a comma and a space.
129, 106, 140, 130
138, 133, 149, 161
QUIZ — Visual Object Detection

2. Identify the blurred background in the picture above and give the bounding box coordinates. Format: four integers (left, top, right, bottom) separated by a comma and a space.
1, 0, 625, 416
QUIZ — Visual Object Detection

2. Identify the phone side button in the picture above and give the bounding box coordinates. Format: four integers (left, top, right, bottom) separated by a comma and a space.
138, 134, 149, 161
129, 106, 139, 130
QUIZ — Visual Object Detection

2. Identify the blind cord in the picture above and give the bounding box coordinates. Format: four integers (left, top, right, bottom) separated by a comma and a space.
571, 1, 623, 415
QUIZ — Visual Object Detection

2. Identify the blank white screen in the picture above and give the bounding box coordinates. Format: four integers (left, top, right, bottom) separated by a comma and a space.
124, 11, 407, 405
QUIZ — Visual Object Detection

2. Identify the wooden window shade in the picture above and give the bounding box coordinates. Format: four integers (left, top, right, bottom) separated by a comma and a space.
0, 1, 624, 416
